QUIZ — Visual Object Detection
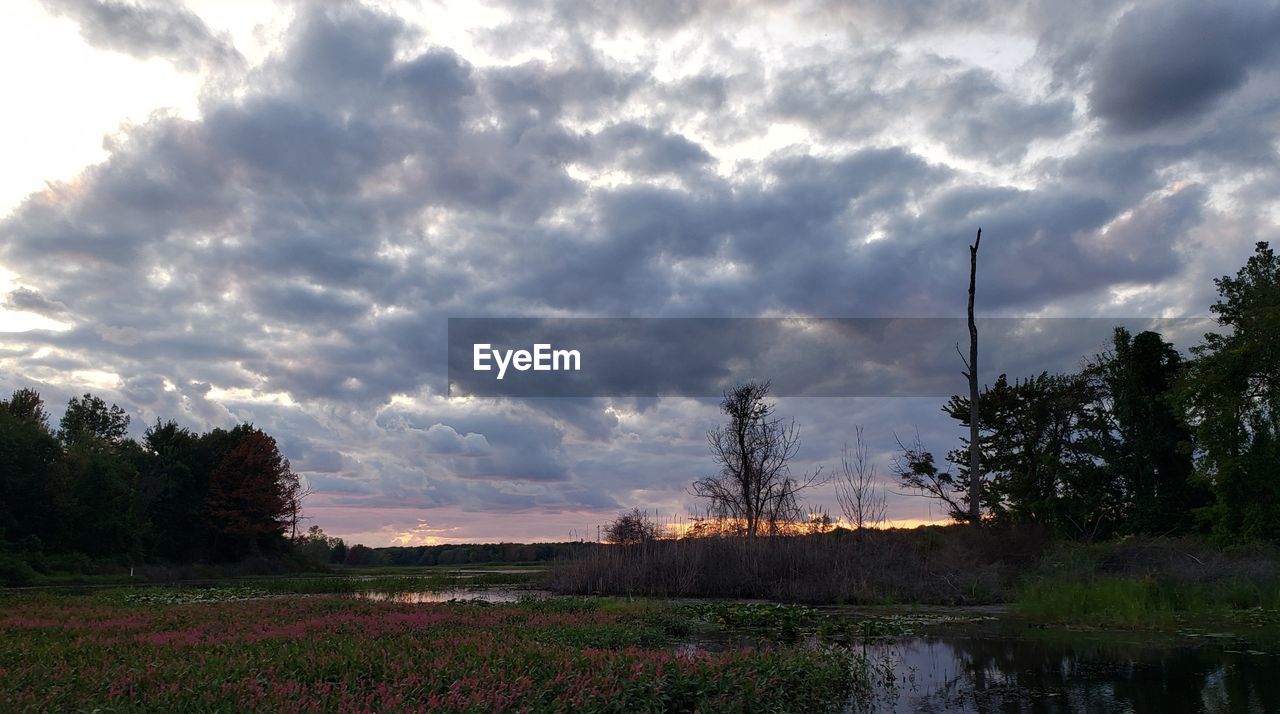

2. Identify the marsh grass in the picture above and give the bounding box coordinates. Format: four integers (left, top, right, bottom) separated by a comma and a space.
548, 525, 1051, 605
1012, 537, 1280, 626
1017, 576, 1280, 626
86, 570, 537, 605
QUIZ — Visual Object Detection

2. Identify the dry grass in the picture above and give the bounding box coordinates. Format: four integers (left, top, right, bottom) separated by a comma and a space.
546, 525, 1052, 605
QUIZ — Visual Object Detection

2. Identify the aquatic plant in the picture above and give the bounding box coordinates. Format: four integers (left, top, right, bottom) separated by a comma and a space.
0, 594, 859, 712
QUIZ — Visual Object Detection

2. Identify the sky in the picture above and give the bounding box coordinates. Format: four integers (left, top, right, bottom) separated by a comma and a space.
2, 0, 1279, 546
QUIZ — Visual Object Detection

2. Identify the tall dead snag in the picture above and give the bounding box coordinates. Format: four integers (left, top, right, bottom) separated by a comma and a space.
964, 228, 982, 526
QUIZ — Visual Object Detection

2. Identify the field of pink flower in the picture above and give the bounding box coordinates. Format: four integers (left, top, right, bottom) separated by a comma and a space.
0, 593, 856, 712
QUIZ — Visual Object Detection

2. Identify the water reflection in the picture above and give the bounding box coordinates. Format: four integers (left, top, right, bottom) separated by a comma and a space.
353, 589, 532, 604
859, 633, 1278, 713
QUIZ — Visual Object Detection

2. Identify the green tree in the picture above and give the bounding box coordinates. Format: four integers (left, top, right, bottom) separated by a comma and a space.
1177, 242, 1280, 541
58, 393, 130, 447
0, 390, 59, 543
3, 388, 49, 428
1094, 328, 1207, 535
141, 419, 208, 560
897, 372, 1117, 538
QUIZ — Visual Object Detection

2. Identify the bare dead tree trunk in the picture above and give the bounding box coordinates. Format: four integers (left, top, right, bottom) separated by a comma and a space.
966, 228, 982, 526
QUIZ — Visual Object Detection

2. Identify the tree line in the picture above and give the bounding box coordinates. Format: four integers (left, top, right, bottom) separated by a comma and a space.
894, 241, 1279, 542
608, 242, 1278, 546
0, 391, 304, 570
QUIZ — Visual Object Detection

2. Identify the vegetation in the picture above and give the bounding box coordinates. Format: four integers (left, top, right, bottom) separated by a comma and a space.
893, 242, 1280, 543
1016, 537, 1280, 626
0, 391, 311, 583
549, 242, 1280, 606
0, 593, 867, 712
691, 381, 826, 537
549, 524, 1051, 604
604, 508, 665, 545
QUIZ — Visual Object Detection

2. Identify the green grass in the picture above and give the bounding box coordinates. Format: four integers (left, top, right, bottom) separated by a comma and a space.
4, 565, 540, 596
1016, 576, 1280, 627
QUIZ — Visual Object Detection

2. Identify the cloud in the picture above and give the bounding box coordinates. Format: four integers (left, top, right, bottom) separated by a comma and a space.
40, 0, 243, 72
2, 0, 1278, 542
1088, 0, 1280, 131
4, 287, 69, 317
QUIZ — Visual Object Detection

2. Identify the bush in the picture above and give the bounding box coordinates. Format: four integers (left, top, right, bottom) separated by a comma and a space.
0, 553, 37, 586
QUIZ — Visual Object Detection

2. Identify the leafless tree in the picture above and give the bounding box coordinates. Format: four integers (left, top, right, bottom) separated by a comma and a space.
962, 228, 982, 526
604, 508, 664, 545
835, 425, 888, 531
287, 479, 314, 541
691, 381, 826, 537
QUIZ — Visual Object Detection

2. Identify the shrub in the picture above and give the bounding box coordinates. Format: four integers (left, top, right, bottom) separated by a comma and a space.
0, 553, 37, 586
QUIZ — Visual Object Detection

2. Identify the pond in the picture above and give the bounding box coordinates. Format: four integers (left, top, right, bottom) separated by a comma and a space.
351, 588, 538, 604
851, 629, 1279, 712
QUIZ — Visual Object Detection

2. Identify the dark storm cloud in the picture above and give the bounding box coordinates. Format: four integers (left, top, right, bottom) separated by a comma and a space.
1088, 0, 1280, 131
40, 0, 243, 72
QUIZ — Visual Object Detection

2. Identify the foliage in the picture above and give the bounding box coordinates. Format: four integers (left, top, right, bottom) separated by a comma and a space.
1017, 576, 1280, 628
550, 525, 1049, 604
0, 595, 861, 712
207, 430, 299, 558
890, 244, 1280, 543
1176, 242, 1280, 542
895, 372, 1116, 537
683, 602, 824, 641
1095, 328, 1208, 535
0, 390, 305, 566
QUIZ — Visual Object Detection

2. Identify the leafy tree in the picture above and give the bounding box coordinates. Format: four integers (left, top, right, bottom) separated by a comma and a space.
206, 429, 299, 558
1, 387, 313, 566
967, 373, 1114, 538
1177, 242, 1280, 541
58, 393, 130, 447
142, 419, 208, 560
0, 391, 59, 543
3, 388, 49, 428
1093, 328, 1207, 535
896, 373, 1116, 538
55, 435, 144, 558
295, 525, 345, 564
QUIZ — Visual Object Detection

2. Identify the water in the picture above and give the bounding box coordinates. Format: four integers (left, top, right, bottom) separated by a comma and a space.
854, 631, 1279, 713
352, 588, 534, 604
